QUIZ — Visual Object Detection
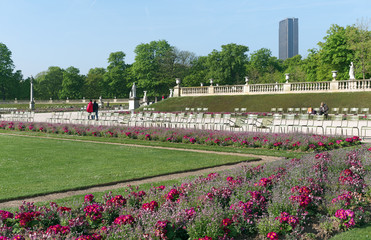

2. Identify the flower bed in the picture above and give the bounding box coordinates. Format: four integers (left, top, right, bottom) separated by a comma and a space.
0, 121, 363, 152
0, 148, 370, 239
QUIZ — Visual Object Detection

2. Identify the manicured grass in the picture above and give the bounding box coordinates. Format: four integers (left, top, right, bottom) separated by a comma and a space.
148, 92, 371, 112
0, 134, 255, 201
330, 223, 371, 240
0, 130, 305, 159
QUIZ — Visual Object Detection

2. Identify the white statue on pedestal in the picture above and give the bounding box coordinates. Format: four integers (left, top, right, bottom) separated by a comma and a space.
349, 62, 355, 80
143, 91, 147, 103
129, 83, 137, 98
169, 89, 173, 98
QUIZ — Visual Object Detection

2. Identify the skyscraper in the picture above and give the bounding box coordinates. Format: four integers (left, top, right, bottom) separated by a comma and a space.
279, 18, 298, 60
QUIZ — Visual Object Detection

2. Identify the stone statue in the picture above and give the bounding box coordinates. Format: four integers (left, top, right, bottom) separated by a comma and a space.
143, 91, 147, 103
349, 62, 355, 80
169, 89, 173, 98
129, 83, 137, 98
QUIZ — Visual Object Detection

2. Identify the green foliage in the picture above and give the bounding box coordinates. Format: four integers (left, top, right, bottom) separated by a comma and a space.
0, 42, 21, 100
84, 67, 106, 98
103, 51, 129, 98
206, 43, 249, 85
318, 24, 354, 80
132, 40, 175, 97
248, 48, 282, 83
60, 66, 85, 99
35, 66, 64, 100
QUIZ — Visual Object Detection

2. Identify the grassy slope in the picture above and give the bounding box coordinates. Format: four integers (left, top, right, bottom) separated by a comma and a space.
148, 92, 371, 112
0, 134, 254, 201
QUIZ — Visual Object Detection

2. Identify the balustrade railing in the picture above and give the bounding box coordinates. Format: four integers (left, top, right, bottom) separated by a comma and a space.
249, 83, 284, 93
181, 87, 209, 95
175, 78, 371, 97
290, 81, 330, 92
338, 79, 371, 90
214, 85, 244, 93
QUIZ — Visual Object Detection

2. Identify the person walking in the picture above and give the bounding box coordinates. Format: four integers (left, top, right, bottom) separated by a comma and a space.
93, 100, 99, 121
86, 99, 93, 120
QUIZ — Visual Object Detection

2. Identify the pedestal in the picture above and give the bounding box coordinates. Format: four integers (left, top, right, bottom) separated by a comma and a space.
129, 98, 140, 111
29, 101, 35, 110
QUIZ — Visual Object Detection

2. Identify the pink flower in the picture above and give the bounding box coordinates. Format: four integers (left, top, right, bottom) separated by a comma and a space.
267, 232, 278, 240
114, 215, 134, 225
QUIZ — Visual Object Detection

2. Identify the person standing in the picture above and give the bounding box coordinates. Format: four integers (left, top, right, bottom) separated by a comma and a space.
93, 100, 99, 121
87, 99, 93, 119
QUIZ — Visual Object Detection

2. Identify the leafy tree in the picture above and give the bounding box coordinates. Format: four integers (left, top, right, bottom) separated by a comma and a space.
206, 43, 249, 85
18, 76, 30, 100
35, 66, 63, 100
318, 24, 353, 80
132, 40, 175, 97
60, 66, 85, 99
84, 67, 106, 98
346, 19, 371, 79
247, 48, 282, 83
282, 55, 306, 82
173, 48, 197, 81
103, 51, 129, 98
182, 56, 208, 87
0, 42, 20, 100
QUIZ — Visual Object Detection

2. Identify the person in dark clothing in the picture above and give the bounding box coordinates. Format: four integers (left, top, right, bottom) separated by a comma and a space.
93, 100, 99, 120
319, 102, 329, 119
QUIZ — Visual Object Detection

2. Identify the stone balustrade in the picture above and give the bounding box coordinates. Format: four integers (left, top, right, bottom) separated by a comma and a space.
175, 79, 371, 97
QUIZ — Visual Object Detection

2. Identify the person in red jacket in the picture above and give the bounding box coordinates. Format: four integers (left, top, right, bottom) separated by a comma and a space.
86, 99, 93, 119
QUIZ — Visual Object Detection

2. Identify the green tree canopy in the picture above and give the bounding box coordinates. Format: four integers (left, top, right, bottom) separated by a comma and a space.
206, 43, 249, 85
35, 66, 63, 100
132, 40, 175, 97
0, 42, 21, 100
103, 51, 129, 98
60, 66, 85, 99
84, 67, 106, 98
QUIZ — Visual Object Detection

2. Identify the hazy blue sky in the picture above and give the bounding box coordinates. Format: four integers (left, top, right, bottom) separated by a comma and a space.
1, 0, 370, 77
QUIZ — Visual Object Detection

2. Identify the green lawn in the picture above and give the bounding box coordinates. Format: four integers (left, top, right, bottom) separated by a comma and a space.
330, 223, 371, 240
0, 134, 255, 201
0, 130, 304, 159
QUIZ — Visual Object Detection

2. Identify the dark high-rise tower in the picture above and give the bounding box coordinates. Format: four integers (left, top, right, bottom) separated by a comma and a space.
279, 18, 298, 60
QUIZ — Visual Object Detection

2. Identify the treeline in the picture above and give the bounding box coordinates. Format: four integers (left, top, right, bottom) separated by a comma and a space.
0, 23, 370, 100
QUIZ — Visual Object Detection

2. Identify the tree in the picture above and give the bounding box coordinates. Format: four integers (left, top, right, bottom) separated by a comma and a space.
35, 66, 63, 100
103, 51, 129, 98
282, 55, 306, 82
346, 19, 371, 79
84, 67, 106, 98
0, 42, 20, 100
173, 48, 197, 81
132, 40, 175, 97
318, 24, 353, 80
247, 48, 282, 83
60, 66, 85, 99
206, 43, 249, 85
182, 56, 208, 87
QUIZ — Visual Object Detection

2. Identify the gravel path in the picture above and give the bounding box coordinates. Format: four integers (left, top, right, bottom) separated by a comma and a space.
0, 133, 284, 209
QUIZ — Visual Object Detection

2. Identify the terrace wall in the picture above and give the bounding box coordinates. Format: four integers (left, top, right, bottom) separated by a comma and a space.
175, 79, 371, 97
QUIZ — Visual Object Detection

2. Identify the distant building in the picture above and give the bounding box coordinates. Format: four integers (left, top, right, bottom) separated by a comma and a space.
279, 18, 298, 60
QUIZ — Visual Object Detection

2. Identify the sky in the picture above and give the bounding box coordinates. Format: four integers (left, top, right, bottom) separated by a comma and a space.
1, 0, 370, 78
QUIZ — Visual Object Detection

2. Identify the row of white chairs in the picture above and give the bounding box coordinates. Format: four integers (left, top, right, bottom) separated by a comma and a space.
270, 107, 369, 115
123, 112, 371, 137
0, 111, 34, 122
